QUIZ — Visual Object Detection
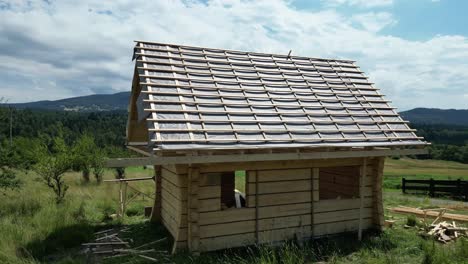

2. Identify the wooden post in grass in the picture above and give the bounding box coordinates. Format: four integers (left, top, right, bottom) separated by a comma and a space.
429, 178, 435, 197
402, 178, 406, 194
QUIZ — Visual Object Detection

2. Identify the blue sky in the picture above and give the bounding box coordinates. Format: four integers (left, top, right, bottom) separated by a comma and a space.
0, 0, 467, 110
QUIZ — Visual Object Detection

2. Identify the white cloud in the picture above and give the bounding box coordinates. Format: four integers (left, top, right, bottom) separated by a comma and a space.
322, 0, 394, 8
352, 12, 396, 32
0, 0, 467, 110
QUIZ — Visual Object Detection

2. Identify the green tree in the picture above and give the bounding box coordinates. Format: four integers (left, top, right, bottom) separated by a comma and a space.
34, 137, 73, 204
72, 134, 96, 182
91, 149, 105, 184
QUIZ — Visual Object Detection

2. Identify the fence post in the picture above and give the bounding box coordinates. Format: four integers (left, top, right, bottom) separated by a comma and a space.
402, 178, 406, 194
457, 179, 461, 197
464, 182, 468, 202
429, 178, 435, 197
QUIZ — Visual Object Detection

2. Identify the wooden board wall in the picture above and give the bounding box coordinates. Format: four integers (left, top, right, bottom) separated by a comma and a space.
158, 157, 384, 253
160, 165, 188, 251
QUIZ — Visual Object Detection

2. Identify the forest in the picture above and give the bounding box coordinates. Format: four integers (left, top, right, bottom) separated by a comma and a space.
1, 108, 468, 164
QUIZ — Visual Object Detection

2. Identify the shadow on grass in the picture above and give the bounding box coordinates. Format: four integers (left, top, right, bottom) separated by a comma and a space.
20, 223, 95, 262
19, 220, 402, 264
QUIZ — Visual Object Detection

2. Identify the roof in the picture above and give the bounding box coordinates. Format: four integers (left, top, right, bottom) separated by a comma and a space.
131, 41, 427, 152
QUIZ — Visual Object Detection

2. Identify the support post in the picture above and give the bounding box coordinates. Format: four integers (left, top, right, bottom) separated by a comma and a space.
358, 158, 367, 241
150, 165, 162, 222
373, 157, 385, 230
254, 170, 259, 243
122, 182, 128, 217
187, 167, 200, 255
119, 181, 123, 217
311, 168, 319, 237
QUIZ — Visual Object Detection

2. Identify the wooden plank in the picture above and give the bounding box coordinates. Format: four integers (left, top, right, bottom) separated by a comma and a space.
258, 203, 311, 219
247, 191, 311, 207
199, 173, 222, 186
314, 218, 373, 236
248, 169, 311, 183
161, 178, 187, 201
162, 205, 188, 228
314, 198, 373, 213
199, 198, 221, 212
161, 192, 187, 215
248, 180, 311, 195
314, 208, 373, 225
106, 148, 429, 167
199, 233, 256, 252
389, 207, 468, 222
260, 214, 311, 231
199, 185, 220, 199
162, 167, 187, 187
199, 208, 255, 225
176, 158, 366, 174
200, 221, 256, 238
258, 226, 311, 244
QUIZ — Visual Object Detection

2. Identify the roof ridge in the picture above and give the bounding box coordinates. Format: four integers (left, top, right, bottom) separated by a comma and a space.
133, 40, 356, 64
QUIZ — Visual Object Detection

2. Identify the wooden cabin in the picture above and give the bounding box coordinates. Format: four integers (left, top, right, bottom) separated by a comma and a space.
110, 41, 428, 254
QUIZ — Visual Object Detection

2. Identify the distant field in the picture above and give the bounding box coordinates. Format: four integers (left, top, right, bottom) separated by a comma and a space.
384, 158, 468, 189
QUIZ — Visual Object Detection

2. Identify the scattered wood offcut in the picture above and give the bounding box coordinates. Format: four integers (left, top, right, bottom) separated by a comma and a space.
424, 221, 468, 243
81, 228, 168, 263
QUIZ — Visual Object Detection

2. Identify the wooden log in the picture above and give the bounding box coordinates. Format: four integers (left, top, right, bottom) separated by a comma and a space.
389, 207, 468, 222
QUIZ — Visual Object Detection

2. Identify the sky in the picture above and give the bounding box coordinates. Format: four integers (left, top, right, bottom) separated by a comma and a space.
0, 0, 467, 111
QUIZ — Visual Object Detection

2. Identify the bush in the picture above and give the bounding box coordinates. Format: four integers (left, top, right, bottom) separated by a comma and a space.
406, 215, 417, 227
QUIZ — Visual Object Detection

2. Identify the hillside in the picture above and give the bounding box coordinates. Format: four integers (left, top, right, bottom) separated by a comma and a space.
4, 93, 468, 127
6, 92, 130, 112
401, 108, 468, 126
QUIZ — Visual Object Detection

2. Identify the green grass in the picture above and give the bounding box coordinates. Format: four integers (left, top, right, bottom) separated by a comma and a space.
384, 158, 468, 189
1, 160, 468, 263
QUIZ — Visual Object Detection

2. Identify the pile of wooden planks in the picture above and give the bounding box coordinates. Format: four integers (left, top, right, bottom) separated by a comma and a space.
389, 206, 468, 222
426, 221, 468, 243
82, 228, 168, 262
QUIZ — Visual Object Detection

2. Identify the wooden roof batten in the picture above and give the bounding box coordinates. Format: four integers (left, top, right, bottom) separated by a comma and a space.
123, 40, 428, 160
106, 146, 428, 167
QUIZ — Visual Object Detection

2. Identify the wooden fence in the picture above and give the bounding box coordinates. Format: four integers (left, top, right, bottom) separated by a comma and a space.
402, 178, 468, 201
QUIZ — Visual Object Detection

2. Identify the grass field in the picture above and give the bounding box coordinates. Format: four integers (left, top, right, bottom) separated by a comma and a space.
0, 159, 467, 263
384, 158, 468, 189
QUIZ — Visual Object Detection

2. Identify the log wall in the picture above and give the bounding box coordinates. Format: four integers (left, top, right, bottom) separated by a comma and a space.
158, 157, 385, 253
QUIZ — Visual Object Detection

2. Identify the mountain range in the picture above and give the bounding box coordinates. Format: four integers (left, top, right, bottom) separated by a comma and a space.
3, 92, 468, 126
6, 92, 130, 112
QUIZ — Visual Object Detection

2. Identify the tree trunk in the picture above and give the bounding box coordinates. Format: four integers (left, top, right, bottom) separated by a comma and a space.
82, 170, 90, 182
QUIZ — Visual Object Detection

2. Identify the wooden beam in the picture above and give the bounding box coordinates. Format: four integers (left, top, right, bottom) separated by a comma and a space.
187, 167, 200, 255
358, 158, 367, 241
254, 170, 259, 243
373, 157, 385, 230
106, 148, 428, 167
126, 145, 152, 157
311, 168, 319, 237
151, 166, 162, 222
104, 176, 155, 182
